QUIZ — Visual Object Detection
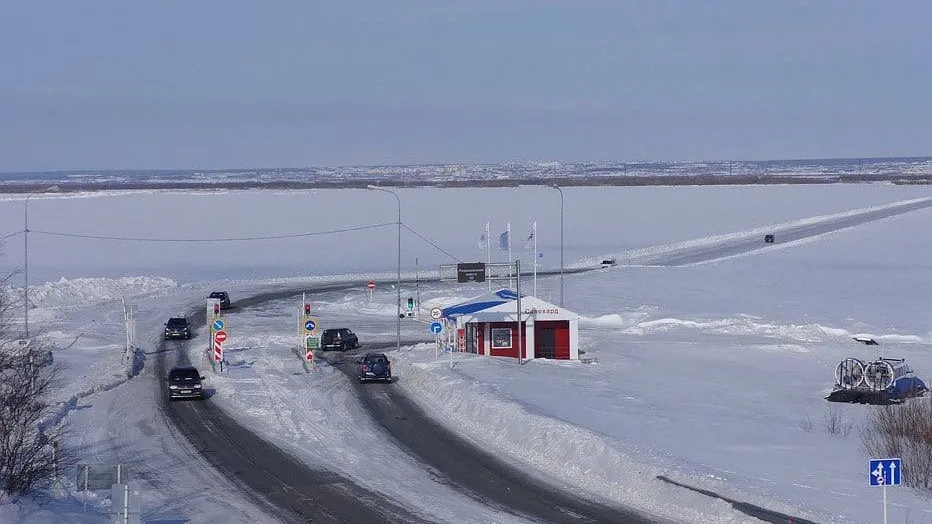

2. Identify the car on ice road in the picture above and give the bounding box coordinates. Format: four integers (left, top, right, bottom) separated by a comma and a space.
164, 317, 192, 340
321, 328, 359, 351
166, 365, 205, 400
358, 353, 392, 383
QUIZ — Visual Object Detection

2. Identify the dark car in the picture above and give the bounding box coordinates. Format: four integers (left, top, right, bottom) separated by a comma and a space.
321, 328, 359, 351
357, 353, 392, 383
208, 291, 232, 310
164, 317, 192, 340
764, 234, 775, 243
166, 365, 205, 400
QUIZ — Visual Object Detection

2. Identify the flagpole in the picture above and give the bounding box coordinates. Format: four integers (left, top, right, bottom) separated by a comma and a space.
533, 220, 537, 297
507, 222, 513, 288
486, 221, 491, 291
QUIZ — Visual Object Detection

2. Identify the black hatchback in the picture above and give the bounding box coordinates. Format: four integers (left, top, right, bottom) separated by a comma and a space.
166, 365, 205, 400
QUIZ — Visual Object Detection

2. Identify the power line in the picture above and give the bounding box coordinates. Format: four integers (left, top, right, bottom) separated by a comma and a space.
30, 222, 395, 243
401, 223, 464, 263
1, 230, 23, 240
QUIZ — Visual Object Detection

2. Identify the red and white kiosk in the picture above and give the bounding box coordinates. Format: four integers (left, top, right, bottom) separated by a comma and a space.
441, 289, 580, 360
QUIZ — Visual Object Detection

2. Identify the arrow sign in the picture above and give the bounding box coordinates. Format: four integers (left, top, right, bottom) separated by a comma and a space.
214, 330, 228, 343
212, 319, 224, 331
869, 458, 902, 486
430, 322, 443, 335
304, 319, 316, 332
889, 460, 900, 486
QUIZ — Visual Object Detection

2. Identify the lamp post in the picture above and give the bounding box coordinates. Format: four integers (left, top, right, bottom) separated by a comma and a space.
550, 184, 564, 307
367, 185, 402, 352
23, 186, 58, 339
23, 190, 41, 339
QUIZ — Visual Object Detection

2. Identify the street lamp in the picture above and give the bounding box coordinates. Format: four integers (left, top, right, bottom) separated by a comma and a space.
23, 185, 58, 339
367, 185, 402, 352
550, 184, 564, 307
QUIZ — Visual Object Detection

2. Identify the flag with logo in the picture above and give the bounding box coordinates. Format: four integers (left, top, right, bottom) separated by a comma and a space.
524, 222, 536, 250
498, 223, 510, 251
477, 222, 489, 251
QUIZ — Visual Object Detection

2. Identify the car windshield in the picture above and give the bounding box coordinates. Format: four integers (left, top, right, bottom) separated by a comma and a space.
167, 318, 186, 327
170, 371, 199, 382
209, 292, 225, 298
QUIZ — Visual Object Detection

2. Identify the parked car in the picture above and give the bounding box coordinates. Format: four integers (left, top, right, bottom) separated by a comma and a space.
764, 234, 775, 243
321, 328, 359, 351
164, 317, 192, 340
208, 291, 232, 310
357, 352, 392, 383
166, 365, 205, 400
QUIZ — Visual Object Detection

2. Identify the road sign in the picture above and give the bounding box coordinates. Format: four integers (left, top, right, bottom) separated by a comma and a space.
429, 307, 442, 319
214, 330, 228, 343
456, 262, 486, 283
430, 322, 443, 335
212, 319, 224, 331
367, 280, 376, 290
304, 319, 316, 332
870, 458, 902, 486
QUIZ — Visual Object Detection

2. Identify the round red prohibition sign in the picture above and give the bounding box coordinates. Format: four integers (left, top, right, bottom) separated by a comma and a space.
367, 281, 376, 290
214, 330, 228, 343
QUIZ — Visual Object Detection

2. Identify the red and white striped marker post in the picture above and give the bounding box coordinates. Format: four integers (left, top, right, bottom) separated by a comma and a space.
214, 330, 227, 371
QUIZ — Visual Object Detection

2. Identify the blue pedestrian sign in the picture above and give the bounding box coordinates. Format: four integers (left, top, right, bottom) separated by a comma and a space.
869, 458, 902, 486
212, 319, 224, 331
430, 322, 443, 335
304, 319, 317, 332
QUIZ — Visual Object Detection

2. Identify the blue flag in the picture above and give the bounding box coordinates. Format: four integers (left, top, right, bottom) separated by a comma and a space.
498, 229, 510, 250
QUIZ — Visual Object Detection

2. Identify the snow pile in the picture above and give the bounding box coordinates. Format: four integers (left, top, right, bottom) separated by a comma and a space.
391, 345, 810, 524
24, 276, 178, 306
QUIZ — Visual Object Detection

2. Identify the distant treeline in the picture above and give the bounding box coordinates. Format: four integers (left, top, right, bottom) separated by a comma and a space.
2, 173, 932, 194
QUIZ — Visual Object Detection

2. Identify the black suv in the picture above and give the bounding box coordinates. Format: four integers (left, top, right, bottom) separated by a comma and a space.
321, 328, 359, 351
164, 317, 191, 340
208, 291, 232, 310
166, 365, 205, 400
357, 353, 392, 383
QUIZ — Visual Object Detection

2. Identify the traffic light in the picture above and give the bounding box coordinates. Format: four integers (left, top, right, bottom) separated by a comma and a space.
304, 303, 311, 315
407, 297, 414, 310
213, 304, 220, 315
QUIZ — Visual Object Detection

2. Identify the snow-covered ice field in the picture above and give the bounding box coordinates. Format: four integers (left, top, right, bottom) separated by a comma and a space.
1, 183, 932, 523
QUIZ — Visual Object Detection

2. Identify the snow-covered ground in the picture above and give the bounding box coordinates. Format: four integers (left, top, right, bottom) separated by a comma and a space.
2, 184, 932, 523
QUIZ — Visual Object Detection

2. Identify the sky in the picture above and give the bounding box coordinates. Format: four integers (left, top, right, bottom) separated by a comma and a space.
2, 1, 931, 172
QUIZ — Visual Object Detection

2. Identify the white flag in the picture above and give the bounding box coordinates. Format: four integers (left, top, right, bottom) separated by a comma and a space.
477, 222, 489, 251
524, 222, 536, 250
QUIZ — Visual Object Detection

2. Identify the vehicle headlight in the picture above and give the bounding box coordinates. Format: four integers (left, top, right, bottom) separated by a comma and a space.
169, 385, 179, 389
193, 384, 202, 388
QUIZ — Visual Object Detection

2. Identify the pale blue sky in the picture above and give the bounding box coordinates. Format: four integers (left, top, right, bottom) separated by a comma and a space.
1, 1, 930, 172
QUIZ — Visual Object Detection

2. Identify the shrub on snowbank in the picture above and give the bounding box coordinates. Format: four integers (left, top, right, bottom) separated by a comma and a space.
861, 397, 932, 491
